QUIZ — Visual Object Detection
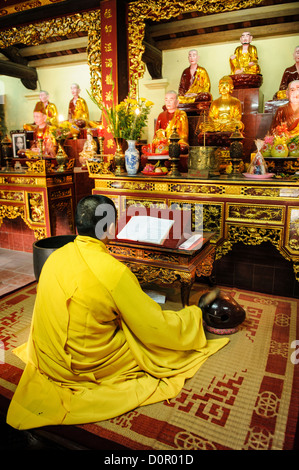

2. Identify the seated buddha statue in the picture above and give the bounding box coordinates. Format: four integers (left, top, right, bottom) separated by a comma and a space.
230, 31, 261, 75
270, 80, 299, 135
153, 91, 189, 154
178, 49, 212, 104
199, 76, 244, 133
79, 129, 97, 167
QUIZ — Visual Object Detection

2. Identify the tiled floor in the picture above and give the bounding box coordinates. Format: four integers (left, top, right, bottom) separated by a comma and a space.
0, 248, 35, 297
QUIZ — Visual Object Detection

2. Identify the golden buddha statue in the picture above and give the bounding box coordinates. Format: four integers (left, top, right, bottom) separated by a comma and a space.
153, 91, 189, 154
79, 129, 97, 167
230, 32, 261, 75
200, 76, 244, 133
24, 90, 58, 131
178, 49, 211, 104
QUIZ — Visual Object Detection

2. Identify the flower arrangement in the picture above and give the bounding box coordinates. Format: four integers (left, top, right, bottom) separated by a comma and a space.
50, 124, 72, 142
88, 88, 154, 141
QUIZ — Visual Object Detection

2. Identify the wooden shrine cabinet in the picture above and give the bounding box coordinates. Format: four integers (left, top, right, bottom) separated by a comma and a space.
88, 171, 299, 282
0, 160, 76, 252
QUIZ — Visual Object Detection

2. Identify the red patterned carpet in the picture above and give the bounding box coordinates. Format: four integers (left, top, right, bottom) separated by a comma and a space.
0, 283, 299, 450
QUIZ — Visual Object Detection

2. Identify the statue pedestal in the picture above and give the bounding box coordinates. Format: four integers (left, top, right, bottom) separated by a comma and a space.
232, 88, 263, 114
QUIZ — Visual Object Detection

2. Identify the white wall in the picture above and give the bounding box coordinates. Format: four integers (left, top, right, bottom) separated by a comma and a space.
0, 62, 101, 133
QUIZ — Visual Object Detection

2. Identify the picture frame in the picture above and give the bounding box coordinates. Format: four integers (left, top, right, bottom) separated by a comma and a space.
11, 131, 27, 158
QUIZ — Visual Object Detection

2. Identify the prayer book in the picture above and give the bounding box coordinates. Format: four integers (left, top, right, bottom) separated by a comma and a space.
117, 216, 174, 245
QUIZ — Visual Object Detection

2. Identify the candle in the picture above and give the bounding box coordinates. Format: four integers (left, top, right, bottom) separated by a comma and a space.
98, 125, 105, 137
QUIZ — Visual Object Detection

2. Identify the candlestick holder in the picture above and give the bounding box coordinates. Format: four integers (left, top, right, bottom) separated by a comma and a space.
168, 128, 181, 177
229, 126, 244, 177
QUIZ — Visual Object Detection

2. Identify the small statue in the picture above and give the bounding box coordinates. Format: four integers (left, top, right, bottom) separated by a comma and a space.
24, 90, 59, 131
270, 80, 299, 135
230, 31, 261, 75
152, 91, 189, 154
178, 49, 211, 104
199, 76, 244, 133
79, 129, 97, 168
275, 46, 299, 100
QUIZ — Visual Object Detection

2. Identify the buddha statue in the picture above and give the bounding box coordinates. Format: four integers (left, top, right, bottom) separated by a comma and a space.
153, 91, 189, 154
199, 76, 244, 133
79, 129, 97, 167
230, 32, 261, 75
178, 49, 212, 104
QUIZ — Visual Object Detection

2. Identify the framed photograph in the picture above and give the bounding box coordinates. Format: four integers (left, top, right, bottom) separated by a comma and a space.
11, 132, 27, 158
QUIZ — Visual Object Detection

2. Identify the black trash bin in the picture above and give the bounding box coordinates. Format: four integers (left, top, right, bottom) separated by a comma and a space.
33, 235, 76, 282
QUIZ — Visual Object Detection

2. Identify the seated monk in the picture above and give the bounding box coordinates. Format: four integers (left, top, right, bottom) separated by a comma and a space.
275, 46, 299, 100
67, 83, 98, 129
230, 31, 261, 75
153, 90, 189, 154
178, 49, 211, 104
6, 195, 228, 430
24, 90, 58, 130
26, 102, 56, 157
199, 76, 244, 133
270, 80, 299, 135
79, 129, 97, 167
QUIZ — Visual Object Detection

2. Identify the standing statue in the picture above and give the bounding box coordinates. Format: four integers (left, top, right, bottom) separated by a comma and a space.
178, 49, 211, 104
230, 32, 261, 75
199, 76, 244, 133
275, 46, 299, 100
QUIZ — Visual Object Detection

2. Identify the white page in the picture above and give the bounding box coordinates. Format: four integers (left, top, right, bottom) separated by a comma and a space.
117, 216, 174, 245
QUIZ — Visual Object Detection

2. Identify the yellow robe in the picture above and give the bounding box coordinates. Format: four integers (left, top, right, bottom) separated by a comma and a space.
7, 236, 228, 430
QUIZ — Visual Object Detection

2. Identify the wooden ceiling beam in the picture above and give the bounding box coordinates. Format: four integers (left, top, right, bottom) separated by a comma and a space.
148, 3, 299, 37
28, 52, 87, 67
19, 37, 88, 57
155, 22, 299, 50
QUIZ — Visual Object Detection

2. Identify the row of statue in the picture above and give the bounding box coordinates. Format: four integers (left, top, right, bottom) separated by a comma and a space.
152, 37, 299, 154
21, 34, 299, 160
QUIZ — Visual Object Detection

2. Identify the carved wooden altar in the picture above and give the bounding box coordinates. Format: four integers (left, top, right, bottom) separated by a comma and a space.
88, 170, 299, 282
0, 159, 76, 251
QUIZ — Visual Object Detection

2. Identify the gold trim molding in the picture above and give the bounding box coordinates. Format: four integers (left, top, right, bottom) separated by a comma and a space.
0, 10, 101, 95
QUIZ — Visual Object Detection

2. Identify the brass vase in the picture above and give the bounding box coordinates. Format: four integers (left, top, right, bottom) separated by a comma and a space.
114, 138, 126, 175
56, 141, 68, 172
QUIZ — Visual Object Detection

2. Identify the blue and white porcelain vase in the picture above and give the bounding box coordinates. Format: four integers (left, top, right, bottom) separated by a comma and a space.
125, 140, 140, 175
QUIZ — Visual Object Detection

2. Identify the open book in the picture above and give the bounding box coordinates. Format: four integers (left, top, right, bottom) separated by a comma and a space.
117, 215, 174, 245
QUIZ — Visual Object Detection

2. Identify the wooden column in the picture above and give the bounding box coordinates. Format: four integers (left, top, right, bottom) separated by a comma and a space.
100, 0, 129, 154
